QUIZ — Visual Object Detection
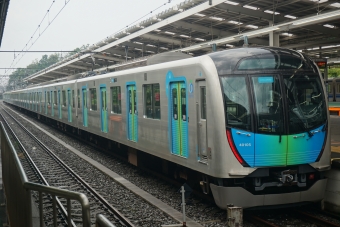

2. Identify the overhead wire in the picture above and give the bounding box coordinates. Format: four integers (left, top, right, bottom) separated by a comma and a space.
6, 0, 72, 75
5, 0, 175, 77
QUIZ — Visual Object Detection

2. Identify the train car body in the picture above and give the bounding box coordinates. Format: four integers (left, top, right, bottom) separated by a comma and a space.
4, 47, 331, 209
327, 78, 340, 102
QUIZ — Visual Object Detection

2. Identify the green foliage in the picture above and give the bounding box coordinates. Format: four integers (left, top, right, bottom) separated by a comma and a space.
63, 44, 90, 59
328, 67, 340, 78
7, 53, 61, 90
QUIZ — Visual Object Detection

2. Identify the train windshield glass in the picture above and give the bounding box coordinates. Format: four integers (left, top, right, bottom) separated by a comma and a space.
284, 74, 327, 134
251, 75, 284, 135
220, 76, 252, 131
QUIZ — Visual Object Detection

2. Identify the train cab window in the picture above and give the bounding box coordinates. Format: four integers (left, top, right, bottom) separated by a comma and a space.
200, 87, 206, 119
110, 86, 121, 114
90, 88, 97, 111
251, 76, 284, 134
220, 76, 252, 131
77, 89, 80, 108
143, 84, 160, 119
283, 74, 327, 134
62, 90, 66, 106
54, 91, 57, 105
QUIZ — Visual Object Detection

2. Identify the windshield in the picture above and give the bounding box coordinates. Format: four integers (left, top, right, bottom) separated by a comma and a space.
220, 76, 252, 131
284, 74, 327, 134
221, 74, 327, 135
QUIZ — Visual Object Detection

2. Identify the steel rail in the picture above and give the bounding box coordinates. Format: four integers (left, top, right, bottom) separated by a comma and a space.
1, 106, 134, 227
246, 215, 280, 227
295, 210, 340, 227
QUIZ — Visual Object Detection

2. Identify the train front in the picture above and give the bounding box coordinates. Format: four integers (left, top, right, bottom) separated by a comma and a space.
209, 47, 330, 209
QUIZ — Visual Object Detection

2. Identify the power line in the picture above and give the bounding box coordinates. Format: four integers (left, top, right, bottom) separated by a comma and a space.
1, 50, 99, 53
7, 0, 72, 74
5, 0, 175, 76
1, 51, 77, 53
0, 68, 41, 70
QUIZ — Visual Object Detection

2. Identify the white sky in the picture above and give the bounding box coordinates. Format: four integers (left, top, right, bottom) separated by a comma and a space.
0, 0, 181, 78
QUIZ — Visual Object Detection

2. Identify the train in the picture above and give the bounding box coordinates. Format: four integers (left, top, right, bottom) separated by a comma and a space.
4, 47, 331, 209
328, 78, 340, 102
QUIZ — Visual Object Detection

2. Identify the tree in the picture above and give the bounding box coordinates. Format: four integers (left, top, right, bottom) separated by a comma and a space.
7, 53, 62, 90
328, 67, 340, 78
7, 44, 89, 90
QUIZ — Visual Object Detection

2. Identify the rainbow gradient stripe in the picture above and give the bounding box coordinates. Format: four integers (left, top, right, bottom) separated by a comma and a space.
231, 124, 325, 167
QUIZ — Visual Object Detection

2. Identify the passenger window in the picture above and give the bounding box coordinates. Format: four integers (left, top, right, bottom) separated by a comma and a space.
143, 84, 160, 119
83, 90, 87, 108
200, 87, 206, 119
72, 90, 75, 108
54, 91, 57, 105
62, 90, 66, 106
172, 88, 178, 120
110, 86, 121, 114
77, 89, 80, 108
90, 88, 97, 110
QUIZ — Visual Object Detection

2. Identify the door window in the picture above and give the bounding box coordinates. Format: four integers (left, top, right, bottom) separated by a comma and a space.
251, 76, 284, 134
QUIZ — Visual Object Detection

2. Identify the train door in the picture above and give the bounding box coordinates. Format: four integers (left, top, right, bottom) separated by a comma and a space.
58, 90, 62, 119
82, 87, 88, 127
196, 80, 207, 161
100, 85, 108, 133
51, 91, 54, 116
67, 89, 72, 122
251, 75, 287, 167
127, 84, 137, 141
170, 82, 188, 158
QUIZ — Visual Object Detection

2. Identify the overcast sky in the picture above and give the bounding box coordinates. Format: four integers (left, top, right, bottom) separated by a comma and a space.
0, 0, 181, 78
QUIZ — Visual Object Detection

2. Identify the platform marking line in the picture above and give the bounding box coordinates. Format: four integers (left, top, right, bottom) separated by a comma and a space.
7, 107, 204, 227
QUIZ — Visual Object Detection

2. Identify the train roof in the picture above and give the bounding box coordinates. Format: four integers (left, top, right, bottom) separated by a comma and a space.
208, 46, 315, 75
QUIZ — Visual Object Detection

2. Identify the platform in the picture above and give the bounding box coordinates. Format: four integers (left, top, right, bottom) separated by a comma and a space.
329, 102, 340, 116
330, 115, 340, 159
0, 151, 7, 226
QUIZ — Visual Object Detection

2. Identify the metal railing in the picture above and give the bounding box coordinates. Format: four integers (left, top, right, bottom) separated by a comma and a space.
0, 122, 115, 227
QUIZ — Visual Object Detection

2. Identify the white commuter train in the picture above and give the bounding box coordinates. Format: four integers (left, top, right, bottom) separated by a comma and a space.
4, 47, 330, 209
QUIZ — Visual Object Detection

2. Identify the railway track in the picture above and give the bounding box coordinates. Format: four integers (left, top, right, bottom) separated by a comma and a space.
0, 107, 134, 226
3, 102, 340, 227
246, 207, 340, 227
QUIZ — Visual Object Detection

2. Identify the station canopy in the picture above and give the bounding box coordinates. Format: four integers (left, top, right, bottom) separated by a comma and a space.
24, 0, 340, 84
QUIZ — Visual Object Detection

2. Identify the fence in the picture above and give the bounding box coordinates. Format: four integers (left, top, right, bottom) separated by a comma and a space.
0, 122, 114, 227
